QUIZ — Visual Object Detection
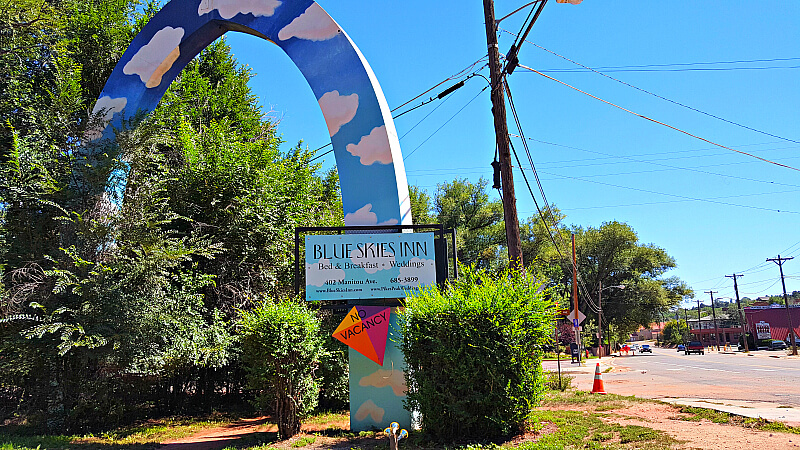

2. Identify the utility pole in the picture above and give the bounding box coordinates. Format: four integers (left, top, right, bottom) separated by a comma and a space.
683, 308, 690, 343
727, 273, 748, 352
483, 0, 523, 269
705, 291, 721, 351
767, 255, 797, 355
696, 297, 702, 343
598, 281, 603, 358
571, 233, 581, 363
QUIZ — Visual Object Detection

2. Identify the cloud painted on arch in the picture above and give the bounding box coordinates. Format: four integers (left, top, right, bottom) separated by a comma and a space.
344, 204, 399, 227
198, 0, 282, 19
354, 399, 385, 423
123, 26, 184, 88
347, 125, 393, 165
359, 368, 407, 397
278, 3, 340, 41
85, 96, 128, 140
318, 91, 358, 136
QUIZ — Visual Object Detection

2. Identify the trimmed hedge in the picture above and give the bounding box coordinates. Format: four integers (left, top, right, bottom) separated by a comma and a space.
400, 267, 554, 441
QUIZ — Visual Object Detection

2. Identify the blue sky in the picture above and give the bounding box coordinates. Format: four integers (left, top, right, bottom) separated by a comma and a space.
218, 0, 799, 305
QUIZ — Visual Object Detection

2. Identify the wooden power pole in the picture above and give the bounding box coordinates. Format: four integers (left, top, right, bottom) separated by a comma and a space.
726, 273, 748, 352
483, 0, 523, 269
767, 255, 797, 355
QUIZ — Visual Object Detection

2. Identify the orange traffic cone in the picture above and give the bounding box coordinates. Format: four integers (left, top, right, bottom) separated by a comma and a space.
591, 363, 607, 394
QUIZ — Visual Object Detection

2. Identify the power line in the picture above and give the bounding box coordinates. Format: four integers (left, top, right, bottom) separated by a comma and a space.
529, 56, 800, 71
403, 85, 488, 161
308, 56, 489, 163
538, 65, 800, 73
537, 169, 800, 214
517, 40, 800, 145
508, 134, 800, 189
516, 62, 800, 172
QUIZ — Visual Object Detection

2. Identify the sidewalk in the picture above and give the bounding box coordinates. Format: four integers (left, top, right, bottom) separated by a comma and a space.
660, 397, 800, 427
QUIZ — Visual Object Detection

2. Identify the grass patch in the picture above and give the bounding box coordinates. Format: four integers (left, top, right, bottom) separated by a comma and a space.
303, 411, 348, 425
544, 389, 653, 408
290, 436, 316, 447
678, 406, 734, 424
678, 406, 800, 435
521, 409, 677, 449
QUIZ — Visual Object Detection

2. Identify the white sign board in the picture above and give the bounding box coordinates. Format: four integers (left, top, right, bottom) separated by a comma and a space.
305, 232, 436, 300
755, 321, 771, 340
566, 309, 586, 325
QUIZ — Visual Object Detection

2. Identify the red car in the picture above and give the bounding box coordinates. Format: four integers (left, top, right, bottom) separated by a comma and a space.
685, 341, 705, 355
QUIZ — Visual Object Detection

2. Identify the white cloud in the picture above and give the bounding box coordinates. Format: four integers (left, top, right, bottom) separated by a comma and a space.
346, 125, 392, 165
354, 399, 385, 423
305, 258, 345, 287
85, 96, 128, 140
359, 369, 407, 397
398, 257, 436, 286
278, 3, 340, 41
198, 0, 281, 19
318, 91, 358, 136
345, 204, 399, 227
123, 27, 184, 88
350, 245, 394, 275
345, 204, 377, 226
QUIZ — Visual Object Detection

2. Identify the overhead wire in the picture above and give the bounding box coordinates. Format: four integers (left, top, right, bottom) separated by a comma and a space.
535, 170, 800, 214
508, 134, 800, 188
530, 56, 800, 71
306, 57, 489, 163
515, 62, 800, 172
503, 76, 601, 314
403, 84, 489, 161
517, 38, 800, 145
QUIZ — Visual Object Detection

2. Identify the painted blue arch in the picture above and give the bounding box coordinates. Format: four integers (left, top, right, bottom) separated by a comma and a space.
89, 0, 412, 228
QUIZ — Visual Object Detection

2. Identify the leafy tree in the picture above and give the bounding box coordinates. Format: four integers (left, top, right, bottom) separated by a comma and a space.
432, 178, 504, 268
408, 184, 434, 225
662, 320, 689, 344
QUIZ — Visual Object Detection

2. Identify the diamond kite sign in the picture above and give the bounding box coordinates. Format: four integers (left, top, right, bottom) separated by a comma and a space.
333, 306, 392, 365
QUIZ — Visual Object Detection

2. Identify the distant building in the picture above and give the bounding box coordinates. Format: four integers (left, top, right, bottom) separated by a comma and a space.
744, 304, 800, 342
688, 312, 742, 346
631, 322, 666, 341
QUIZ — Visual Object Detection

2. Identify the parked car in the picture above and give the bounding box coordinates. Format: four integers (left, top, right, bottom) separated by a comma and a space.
685, 341, 705, 355
770, 340, 788, 351
640, 344, 652, 353
677, 344, 685, 352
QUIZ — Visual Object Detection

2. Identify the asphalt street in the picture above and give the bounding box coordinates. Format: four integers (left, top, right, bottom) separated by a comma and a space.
558, 345, 800, 407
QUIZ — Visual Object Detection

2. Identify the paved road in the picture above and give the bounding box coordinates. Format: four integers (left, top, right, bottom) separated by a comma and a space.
564, 346, 800, 407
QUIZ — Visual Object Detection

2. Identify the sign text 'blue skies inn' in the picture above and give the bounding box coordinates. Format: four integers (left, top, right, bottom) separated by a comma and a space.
305, 233, 436, 301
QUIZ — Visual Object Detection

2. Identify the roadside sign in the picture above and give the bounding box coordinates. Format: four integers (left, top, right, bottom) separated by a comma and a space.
557, 309, 570, 316
566, 309, 587, 324
755, 321, 771, 340
573, 318, 579, 327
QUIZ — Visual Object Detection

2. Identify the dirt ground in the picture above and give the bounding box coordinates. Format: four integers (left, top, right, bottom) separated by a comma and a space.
157, 400, 800, 450
543, 401, 800, 450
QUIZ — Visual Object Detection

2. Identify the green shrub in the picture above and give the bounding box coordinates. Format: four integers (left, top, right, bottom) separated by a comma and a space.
544, 371, 573, 391
239, 298, 324, 439
400, 266, 555, 441
316, 311, 349, 411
